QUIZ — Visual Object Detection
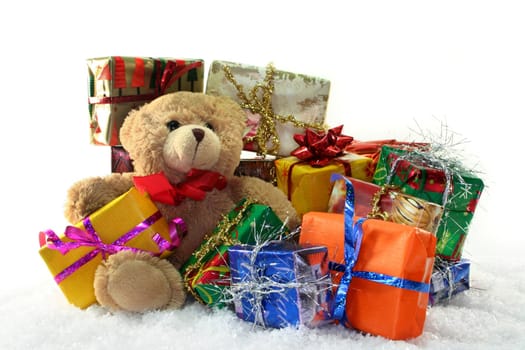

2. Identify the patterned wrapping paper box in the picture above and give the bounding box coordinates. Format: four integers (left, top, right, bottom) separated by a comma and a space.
429, 259, 470, 306
300, 176, 436, 340
205, 60, 330, 156
328, 176, 443, 234
328, 176, 393, 217
372, 145, 484, 261
229, 241, 333, 329
88, 56, 204, 146
182, 199, 289, 307
234, 152, 278, 185
39, 188, 179, 309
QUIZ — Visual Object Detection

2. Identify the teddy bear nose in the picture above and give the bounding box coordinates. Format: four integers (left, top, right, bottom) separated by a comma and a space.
192, 128, 205, 142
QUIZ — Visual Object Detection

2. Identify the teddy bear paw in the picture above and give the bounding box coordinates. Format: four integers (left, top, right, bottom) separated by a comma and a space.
94, 251, 186, 312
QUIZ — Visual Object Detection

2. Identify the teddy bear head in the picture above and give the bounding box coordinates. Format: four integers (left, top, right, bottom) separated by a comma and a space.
120, 91, 246, 182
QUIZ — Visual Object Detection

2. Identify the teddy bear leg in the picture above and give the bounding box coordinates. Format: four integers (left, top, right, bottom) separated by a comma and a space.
94, 251, 186, 312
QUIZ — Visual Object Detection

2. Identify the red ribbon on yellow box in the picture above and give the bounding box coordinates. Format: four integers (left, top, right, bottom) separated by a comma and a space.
39, 187, 186, 309
300, 175, 436, 340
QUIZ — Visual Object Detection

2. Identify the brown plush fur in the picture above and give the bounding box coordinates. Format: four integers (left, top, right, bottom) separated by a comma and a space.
64, 91, 299, 312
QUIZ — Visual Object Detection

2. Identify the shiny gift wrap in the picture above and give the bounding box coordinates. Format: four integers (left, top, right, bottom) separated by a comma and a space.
88, 56, 204, 146
205, 60, 329, 156
300, 175, 437, 340
39, 188, 183, 309
182, 199, 289, 307
111, 146, 134, 173
328, 176, 443, 234
275, 156, 347, 217
429, 258, 470, 306
234, 152, 277, 185
373, 145, 484, 260
229, 241, 333, 329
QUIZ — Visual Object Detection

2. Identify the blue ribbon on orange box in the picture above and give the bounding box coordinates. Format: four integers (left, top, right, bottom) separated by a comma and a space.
330, 174, 431, 322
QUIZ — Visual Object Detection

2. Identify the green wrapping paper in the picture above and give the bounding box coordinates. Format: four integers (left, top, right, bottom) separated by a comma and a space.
87, 56, 204, 146
181, 199, 289, 307
372, 145, 484, 260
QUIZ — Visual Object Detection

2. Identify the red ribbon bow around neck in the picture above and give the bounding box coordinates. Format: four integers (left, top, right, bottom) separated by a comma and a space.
291, 125, 354, 167
133, 169, 227, 206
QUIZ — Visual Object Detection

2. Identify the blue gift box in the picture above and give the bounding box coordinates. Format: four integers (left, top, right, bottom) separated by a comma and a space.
429, 259, 470, 306
229, 241, 333, 328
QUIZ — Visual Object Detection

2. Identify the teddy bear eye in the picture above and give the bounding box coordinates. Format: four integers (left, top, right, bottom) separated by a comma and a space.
204, 122, 214, 131
166, 120, 180, 132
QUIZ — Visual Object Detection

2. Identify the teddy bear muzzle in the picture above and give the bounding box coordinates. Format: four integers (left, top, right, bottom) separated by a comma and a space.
163, 124, 221, 174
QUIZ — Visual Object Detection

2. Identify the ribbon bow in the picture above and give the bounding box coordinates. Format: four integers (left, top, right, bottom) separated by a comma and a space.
133, 169, 227, 206
41, 212, 187, 284
291, 125, 354, 167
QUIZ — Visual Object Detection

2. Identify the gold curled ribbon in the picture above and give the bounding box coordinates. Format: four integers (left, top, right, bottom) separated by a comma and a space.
183, 198, 256, 303
223, 63, 326, 156
367, 184, 397, 221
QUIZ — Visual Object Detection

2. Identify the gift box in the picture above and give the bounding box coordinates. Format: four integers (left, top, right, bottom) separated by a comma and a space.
328, 176, 443, 234
182, 199, 289, 307
345, 139, 429, 180
300, 212, 346, 291
88, 56, 204, 146
234, 152, 277, 185
328, 176, 392, 218
39, 188, 183, 308
429, 258, 470, 306
205, 60, 329, 156
300, 175, 436, 340
275, 126, 358, 216
111, 146, 134, 173
275, 156, 346, 217
373, 145, 484, 260
229, 241, 333, 329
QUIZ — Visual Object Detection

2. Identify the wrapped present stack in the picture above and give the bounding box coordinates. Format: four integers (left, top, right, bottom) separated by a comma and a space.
39, 57, 485, 341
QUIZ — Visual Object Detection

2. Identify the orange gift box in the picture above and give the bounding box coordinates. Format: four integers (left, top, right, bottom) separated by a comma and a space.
299, 176, 436, 340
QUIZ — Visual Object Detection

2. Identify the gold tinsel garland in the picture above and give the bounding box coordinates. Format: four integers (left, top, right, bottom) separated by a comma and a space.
183, 198, 256, 303
223, 63, 326, 156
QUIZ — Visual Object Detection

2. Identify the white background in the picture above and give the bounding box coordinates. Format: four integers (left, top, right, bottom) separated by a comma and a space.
1, 0, 522, 289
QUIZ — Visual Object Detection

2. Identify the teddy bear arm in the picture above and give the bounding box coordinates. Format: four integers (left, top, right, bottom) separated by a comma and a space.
228, 176, 300, 229
64, 173, 134, 223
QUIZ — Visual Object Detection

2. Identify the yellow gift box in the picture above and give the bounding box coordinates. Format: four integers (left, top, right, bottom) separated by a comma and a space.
337, 152, 373, 182
276, 154, 372, 217
275, 156, 342, 217
39, 187, 177, 309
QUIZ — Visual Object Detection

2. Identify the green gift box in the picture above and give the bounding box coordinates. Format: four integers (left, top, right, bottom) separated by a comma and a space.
372, 145, 484, 261
88, 56, 204, 146
181, 198, 289, 307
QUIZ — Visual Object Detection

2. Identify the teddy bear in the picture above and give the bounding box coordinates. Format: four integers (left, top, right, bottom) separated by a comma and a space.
64, 91, 300, 313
